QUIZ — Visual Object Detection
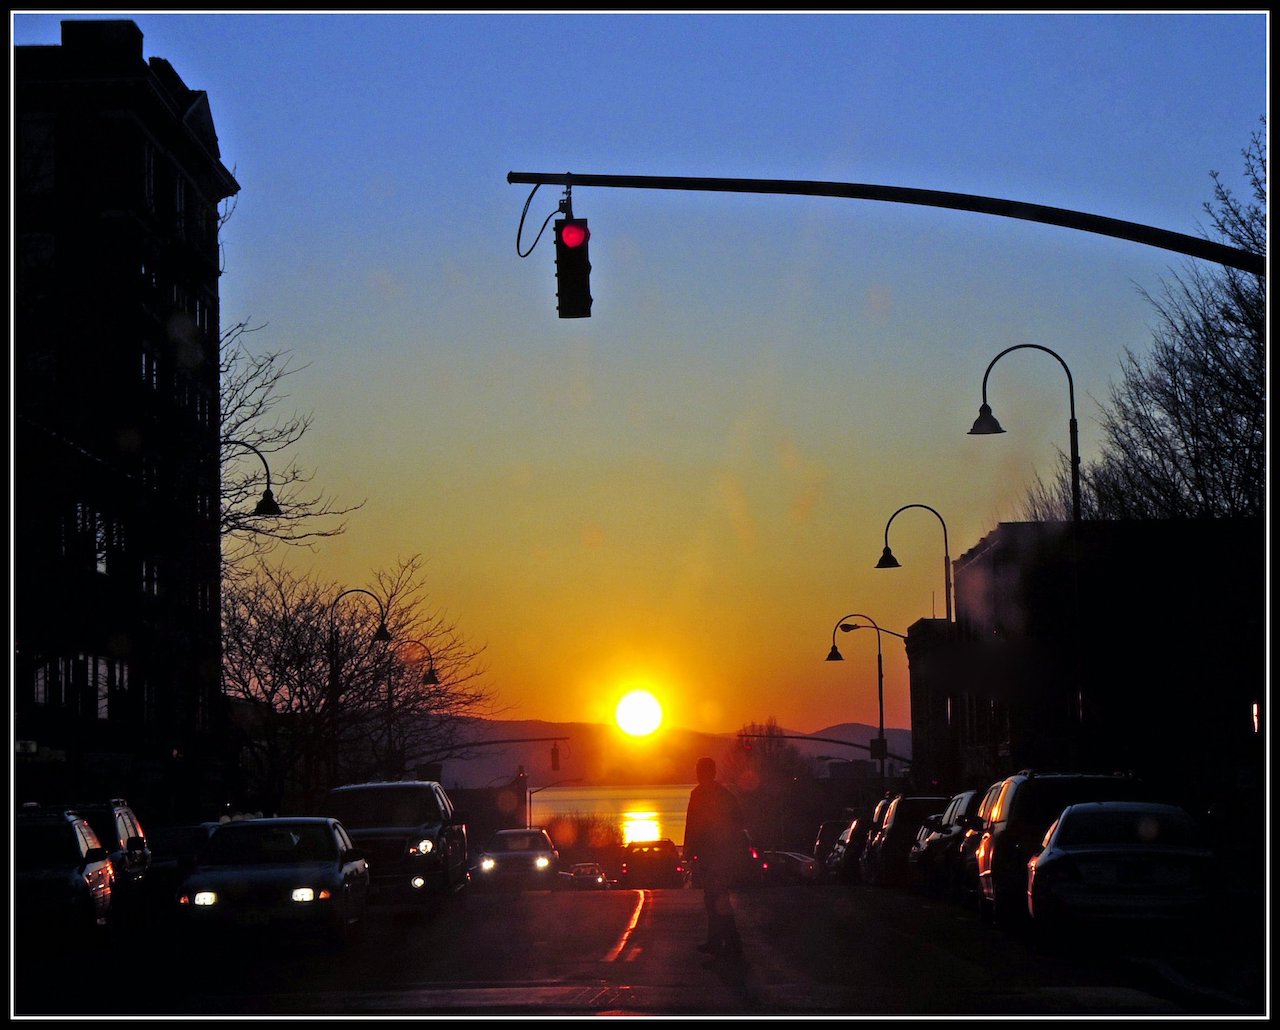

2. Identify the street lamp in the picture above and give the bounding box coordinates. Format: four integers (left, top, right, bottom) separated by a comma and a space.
223, 439, 283, 516
327, 587, 392, 784
825, 613, 906, 792
394, 638, 440, 686
527, 777, 583, 829
875, 503, 953, 622
969, 343, 1081, 524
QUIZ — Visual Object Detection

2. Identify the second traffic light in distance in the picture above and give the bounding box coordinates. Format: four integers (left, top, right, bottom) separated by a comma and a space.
554, 217, 592, 318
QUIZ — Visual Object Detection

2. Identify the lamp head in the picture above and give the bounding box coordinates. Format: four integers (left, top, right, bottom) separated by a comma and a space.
373, 622, 393, 643
875, 546, 901, 569
254, 488, 282, 517
422, 664, 440, 686
838, 623, 861, 634
825, 645, 843, 662
969, 403, 1005, 435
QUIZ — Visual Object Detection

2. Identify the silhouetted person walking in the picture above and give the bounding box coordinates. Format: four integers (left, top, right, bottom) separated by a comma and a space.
684, 756, 746, 959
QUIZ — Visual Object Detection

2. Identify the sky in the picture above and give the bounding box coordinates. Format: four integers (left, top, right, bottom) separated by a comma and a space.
9, 10, 1269, 738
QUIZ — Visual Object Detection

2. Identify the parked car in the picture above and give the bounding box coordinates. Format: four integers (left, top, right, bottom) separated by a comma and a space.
736, 830, 767, 888
325, 780, 470, 911
564, 862, 611, 889
975, 770, 1151, 924
861, 794, 949, 887
15, 804, 114, 949
813, 818, 854, 866
957, 780, 1005, 909
856, 797, 894, 881
71, 798, 151, 922
618, 838, 687, 889
908, 788, 981, 897
762, 850, 822, 883
823, 820, 863, 884
472, 828, 561, 891
175, 816, 370, 947
1026, 801, 1215, 937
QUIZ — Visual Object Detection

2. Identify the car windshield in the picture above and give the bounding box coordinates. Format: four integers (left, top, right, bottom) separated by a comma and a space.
200, 823, 336, 865
1056, 808, 1198, 848
489, 832, 549, 852
328, 787, 442, 828
628, 841, 675, 855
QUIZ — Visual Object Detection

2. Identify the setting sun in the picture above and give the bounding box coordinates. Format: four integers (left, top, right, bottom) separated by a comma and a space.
615, 689, 664, 737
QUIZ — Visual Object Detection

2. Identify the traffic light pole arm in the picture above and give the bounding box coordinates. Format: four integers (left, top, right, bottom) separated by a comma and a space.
737, 732, 912, 766
507, 171, 1262, 275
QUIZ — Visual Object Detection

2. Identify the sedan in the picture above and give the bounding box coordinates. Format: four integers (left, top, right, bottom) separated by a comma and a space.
1026, 801, 1215, 936
175, 817, 370, 947
565, 862, 611, 889
761, 850, 822, 884
472, 828, 561, 891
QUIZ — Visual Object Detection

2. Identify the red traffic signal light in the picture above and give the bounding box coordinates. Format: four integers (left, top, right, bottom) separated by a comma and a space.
559, 221, 588, 249
554, 217, 592, 318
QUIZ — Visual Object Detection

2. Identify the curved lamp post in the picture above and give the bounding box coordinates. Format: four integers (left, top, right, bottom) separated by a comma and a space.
825, 613, 906, 791
223, 439, 283, 516
327, 588, 392, 783
527, 777, 583, 828
969, 343, 1081, 524
395, 638, 440, 686
875, 503, 953, 622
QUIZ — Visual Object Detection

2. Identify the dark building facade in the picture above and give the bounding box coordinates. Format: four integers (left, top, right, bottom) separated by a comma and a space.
904, 518, 1265, 822
14, 20, 240, 818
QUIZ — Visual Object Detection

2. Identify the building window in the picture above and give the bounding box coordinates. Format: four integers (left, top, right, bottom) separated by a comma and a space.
142, 558, 160, 597
141, 348, 158, 389
18, 114, 55, 196
143, 139, 156, 211
174, 175, 187, 238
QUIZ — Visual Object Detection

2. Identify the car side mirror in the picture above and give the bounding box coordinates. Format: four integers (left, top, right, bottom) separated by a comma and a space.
126, 835, 146, 853
83, 846, 108, 865
345, 848, 365, 864
449, 810, 467, 825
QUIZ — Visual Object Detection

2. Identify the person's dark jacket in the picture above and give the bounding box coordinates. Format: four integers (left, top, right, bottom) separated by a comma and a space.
685, 779, 746, 876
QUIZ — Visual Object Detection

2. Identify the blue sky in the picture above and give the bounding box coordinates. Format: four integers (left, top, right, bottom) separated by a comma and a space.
10, 11, 1268, 735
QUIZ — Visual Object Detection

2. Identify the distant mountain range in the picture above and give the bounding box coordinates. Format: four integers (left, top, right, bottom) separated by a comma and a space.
434, 718, 912, 790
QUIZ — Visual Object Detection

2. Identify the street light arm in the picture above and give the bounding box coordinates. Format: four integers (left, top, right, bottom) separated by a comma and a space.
506, 171, 1262, 274
222, 438, 282, 516
976, 343, 1081, 524
394, 638, 440, 685
880, 503, 953, 622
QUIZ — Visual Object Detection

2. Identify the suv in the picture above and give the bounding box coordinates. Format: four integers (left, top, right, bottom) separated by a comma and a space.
975, 770, 1149, 923
72, 798, 151, 918
15, 804, 114, 947
861, 794, 949, 887
325, 780, 469, 911
619, 838, 687, 889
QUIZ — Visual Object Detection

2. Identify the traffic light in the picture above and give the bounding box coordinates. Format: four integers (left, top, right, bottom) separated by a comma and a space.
554, 217, 592, 318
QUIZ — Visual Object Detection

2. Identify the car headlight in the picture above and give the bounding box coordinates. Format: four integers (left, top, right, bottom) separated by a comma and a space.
291, 887, 333, 903
411, 838, 434, 855
535, 855, 550, 870
192, 890, 217, 906
479, 856, 495, 872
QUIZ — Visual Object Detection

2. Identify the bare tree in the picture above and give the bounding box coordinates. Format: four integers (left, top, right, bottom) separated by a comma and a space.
219, 321, 365, 579
220, 554, 502, 813
1021, 121, 1266, 521
722, 718, 814, 848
